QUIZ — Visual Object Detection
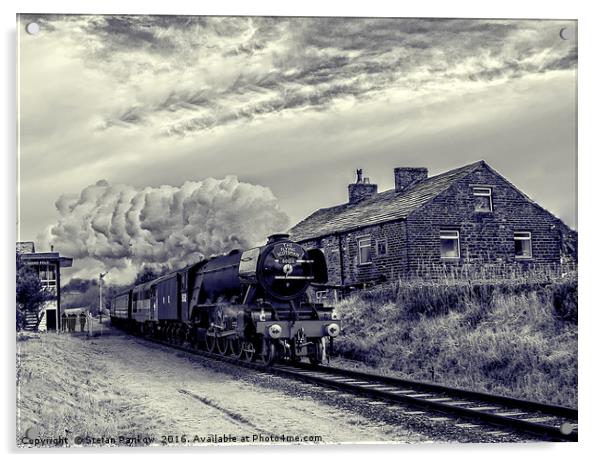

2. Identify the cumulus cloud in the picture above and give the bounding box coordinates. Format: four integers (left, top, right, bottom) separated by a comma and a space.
41, 177, 290, 283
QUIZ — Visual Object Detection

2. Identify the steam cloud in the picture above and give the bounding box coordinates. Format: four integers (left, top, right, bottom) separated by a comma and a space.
43, 177, 290, 284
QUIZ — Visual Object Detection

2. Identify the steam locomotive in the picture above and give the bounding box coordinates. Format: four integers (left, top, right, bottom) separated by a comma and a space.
110, 234, 341, 365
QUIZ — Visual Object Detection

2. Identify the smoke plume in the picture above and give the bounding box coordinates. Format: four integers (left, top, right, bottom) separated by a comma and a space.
42, 176, 290, 284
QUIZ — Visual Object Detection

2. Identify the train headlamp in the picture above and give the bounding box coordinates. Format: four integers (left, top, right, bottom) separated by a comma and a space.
268, 324, 282, 339
326, 323, 340, 338
331, 310, 340, 320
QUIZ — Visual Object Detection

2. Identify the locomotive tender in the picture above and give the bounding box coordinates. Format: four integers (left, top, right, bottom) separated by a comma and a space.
110, 234, 341, 365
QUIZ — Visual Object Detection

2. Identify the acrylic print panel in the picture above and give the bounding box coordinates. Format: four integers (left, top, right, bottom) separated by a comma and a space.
16, 14, 578, 447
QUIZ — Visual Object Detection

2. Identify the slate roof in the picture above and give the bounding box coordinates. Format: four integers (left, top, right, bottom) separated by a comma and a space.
289, 160, 485, 242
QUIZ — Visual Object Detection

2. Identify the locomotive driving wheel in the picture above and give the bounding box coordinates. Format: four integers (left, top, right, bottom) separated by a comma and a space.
230, 337, 243, 357
260, 338, 277, 366
216, 335, 229, 355
205, 330, 217, 353
241, 340, 255, 362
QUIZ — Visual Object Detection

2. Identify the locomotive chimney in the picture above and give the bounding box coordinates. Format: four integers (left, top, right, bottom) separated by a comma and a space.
267, 233, 290, 244
348, 168, 377, 204
394, 167, 428, 192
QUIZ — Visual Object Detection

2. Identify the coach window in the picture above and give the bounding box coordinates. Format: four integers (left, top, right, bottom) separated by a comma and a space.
473, 187, 493, 212
514, 231, 533, 259
440, 230, 460, 259
357, 236, 372, 265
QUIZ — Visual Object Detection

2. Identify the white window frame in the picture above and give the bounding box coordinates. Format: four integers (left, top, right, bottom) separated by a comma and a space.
357, 236, 373, 265
514, 231, 533, 259
36, 262, 57, 291
473, 186, 493, 212
440, 230, 460, 259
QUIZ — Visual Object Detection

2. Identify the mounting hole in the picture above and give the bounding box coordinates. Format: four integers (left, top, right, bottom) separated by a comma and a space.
559, 422, 574, 435
26, 22, 40, 35
25, 426, 39, 439
559, 27, 574, 41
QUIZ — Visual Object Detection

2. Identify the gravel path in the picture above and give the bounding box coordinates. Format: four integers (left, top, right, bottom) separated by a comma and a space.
17, 327, 438, 446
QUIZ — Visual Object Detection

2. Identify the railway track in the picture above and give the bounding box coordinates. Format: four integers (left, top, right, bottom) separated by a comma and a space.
137, 334, 578, 442
275, 362, 578, 442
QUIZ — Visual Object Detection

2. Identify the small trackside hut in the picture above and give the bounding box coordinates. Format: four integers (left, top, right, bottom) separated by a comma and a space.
17, 241, 73, 332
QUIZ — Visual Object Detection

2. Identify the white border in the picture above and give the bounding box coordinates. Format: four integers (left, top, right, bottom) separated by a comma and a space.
2, 1, 599, 461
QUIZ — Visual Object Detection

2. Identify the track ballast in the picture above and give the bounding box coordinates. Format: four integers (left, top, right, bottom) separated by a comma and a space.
131, 331, 578, 442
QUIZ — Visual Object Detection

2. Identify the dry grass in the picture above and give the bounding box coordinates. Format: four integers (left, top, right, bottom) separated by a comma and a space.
16, 332, 156, 447
334, 275, 577, 408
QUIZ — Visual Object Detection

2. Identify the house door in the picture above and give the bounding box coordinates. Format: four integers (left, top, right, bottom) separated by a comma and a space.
46, 309, 57, 331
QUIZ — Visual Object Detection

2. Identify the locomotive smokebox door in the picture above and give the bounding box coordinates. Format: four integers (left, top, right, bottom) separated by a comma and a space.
258, 240, 313, 300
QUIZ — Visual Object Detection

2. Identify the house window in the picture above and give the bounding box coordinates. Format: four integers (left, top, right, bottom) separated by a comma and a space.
440, 230, 460, 259
514, 231, 532, 259
376, 239, 388, 256
473, 187, 493, 212
357, 236, 372, 265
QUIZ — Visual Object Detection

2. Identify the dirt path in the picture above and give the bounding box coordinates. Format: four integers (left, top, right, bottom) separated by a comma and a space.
17, 327, 432, 446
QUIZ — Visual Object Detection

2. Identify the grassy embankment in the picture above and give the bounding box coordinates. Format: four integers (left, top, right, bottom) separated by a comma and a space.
334, 271, 577, 408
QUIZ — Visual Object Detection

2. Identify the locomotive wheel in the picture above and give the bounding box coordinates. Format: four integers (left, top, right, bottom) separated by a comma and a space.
260, 339, 277, 366
205, 331, 217, 353
178, 326, 188, 345
309, 340, 324, 366
216, 335, 229, 355
241, 340, 255, 362
230, 337, 243, 357
188, 328, 197, 348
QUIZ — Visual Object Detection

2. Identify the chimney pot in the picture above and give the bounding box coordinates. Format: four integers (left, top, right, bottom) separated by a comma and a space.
394, 167, 428, 192
348, 169, 377, 203
355, 169, 363, 184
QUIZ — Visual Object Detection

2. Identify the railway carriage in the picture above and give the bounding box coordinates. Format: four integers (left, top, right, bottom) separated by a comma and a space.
109, 289, 131, 328
110, 234, 341, 365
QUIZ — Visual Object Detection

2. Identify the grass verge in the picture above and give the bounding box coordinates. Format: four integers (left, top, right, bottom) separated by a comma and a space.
334, 277, 577, 408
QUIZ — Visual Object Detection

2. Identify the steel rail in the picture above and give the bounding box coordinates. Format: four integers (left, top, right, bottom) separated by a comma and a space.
132, 333, 578, 442
293, 362, 577, 419
271, 364, 578, 442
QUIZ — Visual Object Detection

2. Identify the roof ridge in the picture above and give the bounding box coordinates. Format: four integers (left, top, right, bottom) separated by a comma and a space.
297, 160, 484, 214
289, 160, 487, 241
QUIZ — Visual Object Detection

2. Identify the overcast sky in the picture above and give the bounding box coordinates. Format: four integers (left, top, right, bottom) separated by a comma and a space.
18, 15, 577, 267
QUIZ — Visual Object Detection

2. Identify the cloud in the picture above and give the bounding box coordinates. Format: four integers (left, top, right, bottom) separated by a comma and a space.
17, 15, 577, 247
40, 177, 290, 283
19, 15, 577, 137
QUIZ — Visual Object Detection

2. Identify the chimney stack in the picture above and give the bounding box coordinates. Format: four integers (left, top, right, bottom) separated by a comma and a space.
394, 167, 428, 192
348, 168, 378, 204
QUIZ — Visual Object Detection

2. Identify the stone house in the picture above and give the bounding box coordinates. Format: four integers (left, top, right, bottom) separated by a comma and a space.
289, 161, 577, 294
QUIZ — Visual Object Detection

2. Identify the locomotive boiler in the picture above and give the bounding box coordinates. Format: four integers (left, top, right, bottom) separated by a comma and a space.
110, 234, 341, 366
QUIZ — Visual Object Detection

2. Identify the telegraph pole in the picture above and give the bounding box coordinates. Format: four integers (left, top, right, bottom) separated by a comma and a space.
99, 271, 109, 335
